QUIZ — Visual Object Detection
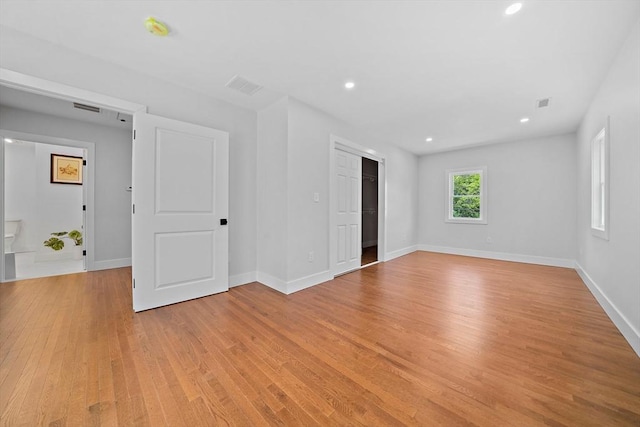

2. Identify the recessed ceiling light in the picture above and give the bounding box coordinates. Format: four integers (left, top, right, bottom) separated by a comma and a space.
505, 3, 523, 15
520, 117, 530, 123
425, 137, 433, 142
4, 138, 13, 143
344, 81, 355, 90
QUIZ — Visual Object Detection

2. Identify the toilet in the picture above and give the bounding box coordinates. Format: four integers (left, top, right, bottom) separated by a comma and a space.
4, 220, 21, 253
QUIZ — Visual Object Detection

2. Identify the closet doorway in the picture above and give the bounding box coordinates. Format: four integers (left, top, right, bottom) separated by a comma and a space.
361, 157, 378, 266
331, 135, 386, 277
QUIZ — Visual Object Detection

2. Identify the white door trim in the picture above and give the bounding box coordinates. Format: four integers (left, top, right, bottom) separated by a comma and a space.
1, 129, 96, 280
329, 134, 387, 277
0, 69, 146, 114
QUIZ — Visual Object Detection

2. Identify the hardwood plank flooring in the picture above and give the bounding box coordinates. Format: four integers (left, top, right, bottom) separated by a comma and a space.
1, 251, 639, 426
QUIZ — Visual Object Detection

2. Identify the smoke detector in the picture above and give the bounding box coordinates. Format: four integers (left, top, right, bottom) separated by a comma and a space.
225, 75, 263, 96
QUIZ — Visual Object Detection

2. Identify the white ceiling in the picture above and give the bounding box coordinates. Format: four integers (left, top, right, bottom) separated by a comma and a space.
0, 0, 638, 155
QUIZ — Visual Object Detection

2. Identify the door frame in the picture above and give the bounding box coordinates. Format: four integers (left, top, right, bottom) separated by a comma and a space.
1, 130, 94, 280
329, 134, 387, 277
0, 68, 146, 281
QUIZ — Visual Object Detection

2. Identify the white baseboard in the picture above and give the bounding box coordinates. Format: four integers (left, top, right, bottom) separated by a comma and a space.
92, 257, 131, 271
229, 272, 257, 288
418, 245, 575, 268
575, 263, 640, 357
256, 271, 288, 294
384, 245, 418, 262
255, 270, 333, 295
35, 249, 81, 262
286, 270, 333, 294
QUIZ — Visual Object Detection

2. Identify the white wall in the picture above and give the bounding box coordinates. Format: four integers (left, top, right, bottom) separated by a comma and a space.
576, 20, 640, 355
256, 97, 289, 283
419, 134, 577, 265
0, 31, 258, 279
1, 106, 130, 264
256, 97, 419, 291
288, 98, 419, 261
34, 143, 84, 260
4, 140, 36, 252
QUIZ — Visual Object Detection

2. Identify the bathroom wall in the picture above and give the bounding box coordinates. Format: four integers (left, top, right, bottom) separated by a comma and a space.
35, 143, 84, 260
4, 140, 83, 257
4, 140, 36, 252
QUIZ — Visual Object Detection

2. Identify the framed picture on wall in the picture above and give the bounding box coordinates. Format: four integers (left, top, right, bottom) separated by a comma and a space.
51, 154, 83, 185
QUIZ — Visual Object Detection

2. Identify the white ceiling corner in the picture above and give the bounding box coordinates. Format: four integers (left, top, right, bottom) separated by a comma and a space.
0, 0, 638, 155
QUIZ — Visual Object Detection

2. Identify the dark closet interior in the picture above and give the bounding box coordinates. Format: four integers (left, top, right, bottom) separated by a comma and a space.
361, 157, 378, 265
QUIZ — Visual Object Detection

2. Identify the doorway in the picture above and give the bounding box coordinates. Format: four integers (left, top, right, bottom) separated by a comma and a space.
2, 136, 89, 281
330, 135, 386, 277
4, 138, 86, 280
0, 75, 134, 283
361, 157, 378, 266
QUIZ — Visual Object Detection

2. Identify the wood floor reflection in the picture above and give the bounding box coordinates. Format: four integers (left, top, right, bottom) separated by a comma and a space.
1, 251, 639, 426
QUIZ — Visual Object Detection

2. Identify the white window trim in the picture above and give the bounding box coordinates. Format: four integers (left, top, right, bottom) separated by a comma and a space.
591, 118, 610, 240
445, 166, 487, 224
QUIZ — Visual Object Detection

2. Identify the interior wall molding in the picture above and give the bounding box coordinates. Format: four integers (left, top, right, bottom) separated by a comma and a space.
575, 263, 640, 357
418, 245, 575, 268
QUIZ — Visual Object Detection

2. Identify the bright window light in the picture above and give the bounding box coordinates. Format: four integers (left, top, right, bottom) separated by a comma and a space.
591, 120, 609, 240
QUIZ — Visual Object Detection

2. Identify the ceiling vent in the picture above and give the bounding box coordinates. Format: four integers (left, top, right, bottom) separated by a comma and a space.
73, 102, 101, 113
536, 98, 551, 108
225, 75, 263, 96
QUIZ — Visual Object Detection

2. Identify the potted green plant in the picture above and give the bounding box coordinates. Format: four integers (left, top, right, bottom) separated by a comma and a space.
43, 230, 83, 259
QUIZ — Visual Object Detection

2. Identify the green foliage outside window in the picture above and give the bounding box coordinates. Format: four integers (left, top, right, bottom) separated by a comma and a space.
452, 173, 481, 218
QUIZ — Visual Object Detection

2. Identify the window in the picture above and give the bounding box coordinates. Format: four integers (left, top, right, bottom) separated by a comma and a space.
591, 121, 609, 239
446, 167, 487, 224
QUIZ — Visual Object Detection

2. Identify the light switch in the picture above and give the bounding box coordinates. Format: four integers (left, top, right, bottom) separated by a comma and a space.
313, 192, 320, 203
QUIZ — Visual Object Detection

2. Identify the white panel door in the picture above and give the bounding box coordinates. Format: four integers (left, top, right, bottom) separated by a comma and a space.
335, 149, 361, 275
132, 113, 229, 312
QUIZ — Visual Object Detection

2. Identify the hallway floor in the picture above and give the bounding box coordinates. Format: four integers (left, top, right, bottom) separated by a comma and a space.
10, 251, 84, 280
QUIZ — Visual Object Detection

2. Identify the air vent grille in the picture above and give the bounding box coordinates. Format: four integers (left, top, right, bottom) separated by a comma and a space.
73, 102, 101, 113
225, 75, 263, 96
536, 98, 551, 108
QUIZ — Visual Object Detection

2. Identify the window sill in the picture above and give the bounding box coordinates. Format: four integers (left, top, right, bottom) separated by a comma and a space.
446, 218, 487, 225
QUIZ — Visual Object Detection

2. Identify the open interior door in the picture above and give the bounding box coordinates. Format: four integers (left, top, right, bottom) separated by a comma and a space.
132, 113, 229, 312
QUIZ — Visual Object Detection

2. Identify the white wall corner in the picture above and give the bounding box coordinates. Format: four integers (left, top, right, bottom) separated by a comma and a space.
418, 245, 576, 268
575, 263, 640, 358
229, 271, 257, 288
286, 270, 333, 295
256, 271, 288, 294
92, 257, 131, 271
384, 245, 419, 262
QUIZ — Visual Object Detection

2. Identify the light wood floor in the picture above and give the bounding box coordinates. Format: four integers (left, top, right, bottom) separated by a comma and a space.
1, 252, 639, 426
